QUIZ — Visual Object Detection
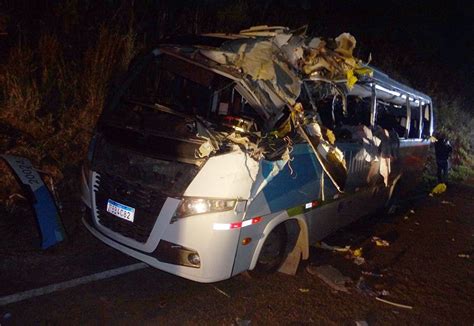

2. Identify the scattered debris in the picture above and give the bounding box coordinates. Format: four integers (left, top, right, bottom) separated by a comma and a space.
375, 297, 413, 310
414, 222, 420, 225
371, 236, 390, 247
457, 253, 470, 259
445, 219, 452, 223
211, 285, 231, 298
430, 183, 447, 196
403, 216, 409, 220
1, 155, 66, 249
361, 271, 383, 278
317, 241, 351, 252
409, 209, 415, 214
317, 242, 365, 265
352, 257, 366, 265
307, 265, 351, 293
379, 289, 390, 296
299, 288, 310, 293
352, 248, 363, 257
356, 277, 390, 298
355, 321, 368, 326
356, 277, 376, 296
441, 200, 455, 206
344, 248, 365, 265
387, 204, 399, 215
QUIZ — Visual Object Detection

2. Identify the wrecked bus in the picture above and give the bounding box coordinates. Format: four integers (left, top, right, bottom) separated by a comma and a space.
81, 26, 433, 282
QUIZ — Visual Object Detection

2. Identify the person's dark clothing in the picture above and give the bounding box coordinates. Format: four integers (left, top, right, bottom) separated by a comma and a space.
436, 160, 449, 184
434, 138, 453, 183
435, 138, 453, 161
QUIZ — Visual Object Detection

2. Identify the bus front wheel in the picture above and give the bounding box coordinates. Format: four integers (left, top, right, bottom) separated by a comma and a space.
250, 223, 288, 276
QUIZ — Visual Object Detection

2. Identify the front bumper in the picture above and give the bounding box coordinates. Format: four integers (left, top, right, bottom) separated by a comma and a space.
82, 171, 243, 283
83, 214, 241, 283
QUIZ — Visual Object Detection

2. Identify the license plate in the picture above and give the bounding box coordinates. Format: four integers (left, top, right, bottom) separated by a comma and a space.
106, 199, 135, 222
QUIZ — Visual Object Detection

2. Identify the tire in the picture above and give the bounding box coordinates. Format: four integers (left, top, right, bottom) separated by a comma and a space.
250, 223, 288, 276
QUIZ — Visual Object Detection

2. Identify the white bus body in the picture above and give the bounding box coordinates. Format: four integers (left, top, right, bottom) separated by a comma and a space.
81, 29, 433, 283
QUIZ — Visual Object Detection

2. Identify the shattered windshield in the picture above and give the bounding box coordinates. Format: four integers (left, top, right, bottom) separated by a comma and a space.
105, 53, 260, 136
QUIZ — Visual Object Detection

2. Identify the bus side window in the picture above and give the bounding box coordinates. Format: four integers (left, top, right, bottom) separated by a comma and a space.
375, 101, 407, 138
421, 104, 432, 137
399, 116, 407, 137
345, 95, 371, 127
408, 105, 421, 139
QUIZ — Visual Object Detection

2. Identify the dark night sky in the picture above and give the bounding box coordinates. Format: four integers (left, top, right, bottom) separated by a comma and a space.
249, 0, 474, 103
309, 1, 474, 74
1, 0, 473, 106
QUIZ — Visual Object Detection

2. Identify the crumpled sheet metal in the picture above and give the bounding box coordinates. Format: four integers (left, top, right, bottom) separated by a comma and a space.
195, 119, 263, 160
196, 27, 386, 193
1, 155, 65, 249
343, 125, 395, 186
203, 37, 288, 90
299, 122, 347, 192
200, 29, 371, 114
202, 35, 302, 107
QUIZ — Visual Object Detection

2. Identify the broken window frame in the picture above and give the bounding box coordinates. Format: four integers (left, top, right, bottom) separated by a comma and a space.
374, 99, 407, 138
421, 102, 434, 138
370, 84, 377, 127
104, 49, 266, 133
404, 97, 427, 140
301, 78, 348, 129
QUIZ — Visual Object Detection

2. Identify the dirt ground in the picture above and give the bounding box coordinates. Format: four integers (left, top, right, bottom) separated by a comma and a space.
0, 183, 473, 325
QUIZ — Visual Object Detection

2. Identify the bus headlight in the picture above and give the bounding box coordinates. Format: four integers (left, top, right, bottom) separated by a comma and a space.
174, 197, 237, 219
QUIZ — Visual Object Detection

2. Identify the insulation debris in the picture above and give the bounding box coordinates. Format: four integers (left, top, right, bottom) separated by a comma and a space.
193, 26, 398, 192
134, 25, 408, 197
372, 236, 390, 247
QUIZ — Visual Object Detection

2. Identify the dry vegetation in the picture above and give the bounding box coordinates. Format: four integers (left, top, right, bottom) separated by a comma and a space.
0, 3, 138, 201
0, 1, 472, 204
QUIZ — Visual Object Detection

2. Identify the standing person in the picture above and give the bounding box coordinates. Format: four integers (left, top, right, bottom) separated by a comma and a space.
434, 136, 453, 183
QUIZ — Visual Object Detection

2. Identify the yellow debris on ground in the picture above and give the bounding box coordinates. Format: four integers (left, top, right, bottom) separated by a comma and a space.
431, 183, 447, 195
352, 248, 363, 257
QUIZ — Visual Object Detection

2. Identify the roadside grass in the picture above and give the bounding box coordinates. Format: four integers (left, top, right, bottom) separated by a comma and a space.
422, 98, 474, 185
0, 24, 137, 201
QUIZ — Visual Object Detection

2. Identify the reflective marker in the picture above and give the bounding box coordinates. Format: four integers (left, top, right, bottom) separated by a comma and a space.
305, 201, 319, 209
213, 216, 262, 231
230, 222, 242, 229
213, 223, 231, 230
241, 220, 252, 227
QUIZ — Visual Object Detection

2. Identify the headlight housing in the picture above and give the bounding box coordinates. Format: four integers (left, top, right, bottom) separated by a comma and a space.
173, 197, 237, 219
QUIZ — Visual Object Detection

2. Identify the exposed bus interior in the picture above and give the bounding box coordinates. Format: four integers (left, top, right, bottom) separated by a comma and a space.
95, 28, 433, 198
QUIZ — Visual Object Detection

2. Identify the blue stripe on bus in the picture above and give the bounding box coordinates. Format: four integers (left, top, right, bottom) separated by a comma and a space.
262, 144, 321, 212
